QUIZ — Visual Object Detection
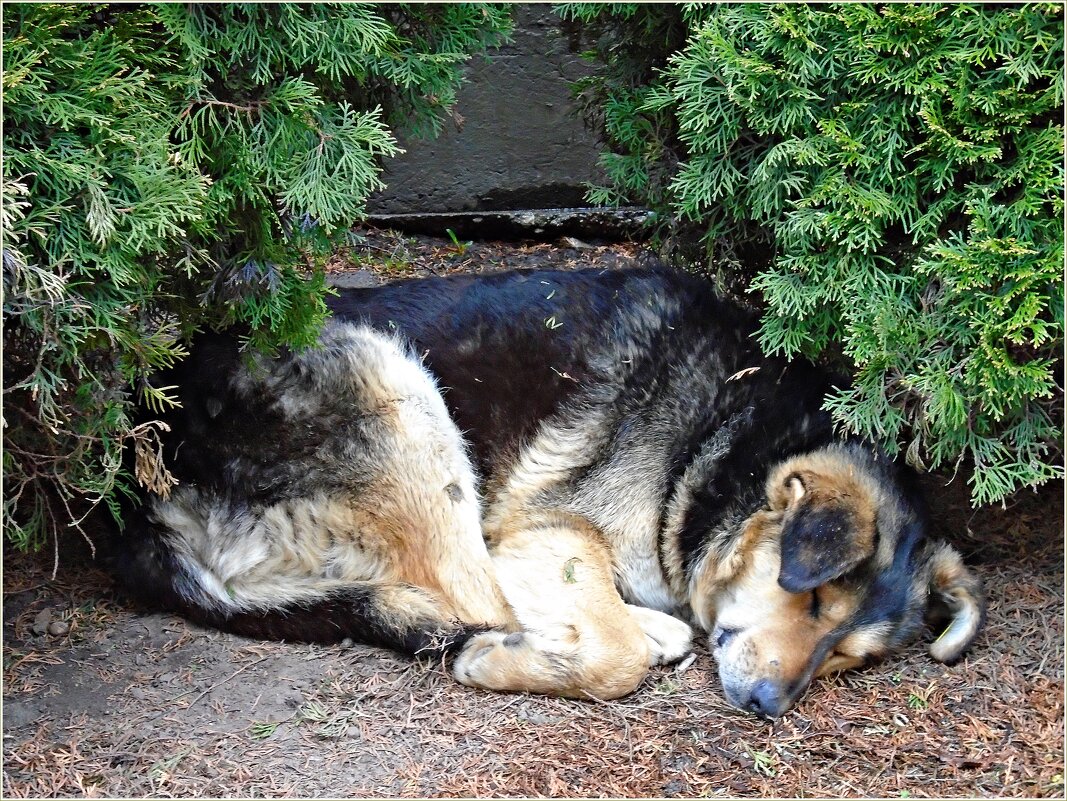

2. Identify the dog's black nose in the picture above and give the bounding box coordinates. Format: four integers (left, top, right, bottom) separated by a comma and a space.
746, 680, 784, 719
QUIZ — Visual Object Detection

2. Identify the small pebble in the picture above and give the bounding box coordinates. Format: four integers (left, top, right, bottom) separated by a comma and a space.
31, 608, 53, 636
47, 620, 70, 636
560, 236, 594, 250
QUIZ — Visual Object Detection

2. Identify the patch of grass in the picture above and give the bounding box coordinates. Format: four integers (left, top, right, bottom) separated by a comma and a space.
345, 231, 419, 276
743, 742, 777, 778
149, 748, 192, 783
297, 699, 363, 739
378, 257, 416, 276
907, 682, 936, 711
298, 700, 330, 723
653, 676, 681, 696
249, 721, 281, 740
445, 228, 472, 256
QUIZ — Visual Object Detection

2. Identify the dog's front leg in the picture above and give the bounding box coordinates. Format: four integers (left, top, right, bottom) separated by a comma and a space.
452, 512, 676, 699
624, 604, 693, 667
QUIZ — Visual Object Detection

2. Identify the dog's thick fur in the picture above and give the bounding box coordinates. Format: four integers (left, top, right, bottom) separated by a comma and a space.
118, 267, 984, 717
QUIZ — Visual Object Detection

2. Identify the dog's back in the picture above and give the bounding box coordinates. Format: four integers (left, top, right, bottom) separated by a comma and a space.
328, 267, 836, 478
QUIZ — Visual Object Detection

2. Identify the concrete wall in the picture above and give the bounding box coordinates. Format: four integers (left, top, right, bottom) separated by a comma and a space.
367, 6, 604, 214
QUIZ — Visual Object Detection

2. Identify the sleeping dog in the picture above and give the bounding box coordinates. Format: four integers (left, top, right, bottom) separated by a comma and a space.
118, 267, 984, 717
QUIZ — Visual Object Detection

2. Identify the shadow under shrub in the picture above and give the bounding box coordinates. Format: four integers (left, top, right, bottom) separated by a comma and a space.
560, 2, 1064, 505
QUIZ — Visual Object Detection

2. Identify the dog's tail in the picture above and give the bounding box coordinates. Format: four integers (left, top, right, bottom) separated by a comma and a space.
113, 514, 482, 657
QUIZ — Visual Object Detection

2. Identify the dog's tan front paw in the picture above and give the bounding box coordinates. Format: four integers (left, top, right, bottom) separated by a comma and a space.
627, 605, 694, 666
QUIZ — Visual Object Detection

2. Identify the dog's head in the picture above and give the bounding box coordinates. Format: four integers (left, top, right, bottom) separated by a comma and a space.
691, 444, 984, 719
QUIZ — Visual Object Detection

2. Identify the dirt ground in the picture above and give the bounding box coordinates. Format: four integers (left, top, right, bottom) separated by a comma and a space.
3, 230, 1064, 798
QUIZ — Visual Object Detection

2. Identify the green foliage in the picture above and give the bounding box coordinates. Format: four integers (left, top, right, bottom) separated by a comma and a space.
560, 2, 1064, 505
3, 3, 512, 551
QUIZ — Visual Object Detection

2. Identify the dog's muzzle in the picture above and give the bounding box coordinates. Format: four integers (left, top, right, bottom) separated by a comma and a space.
712, 626, 796, 719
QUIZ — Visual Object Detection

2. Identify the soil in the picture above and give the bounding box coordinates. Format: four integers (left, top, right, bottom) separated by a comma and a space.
3, 229, 1064, 798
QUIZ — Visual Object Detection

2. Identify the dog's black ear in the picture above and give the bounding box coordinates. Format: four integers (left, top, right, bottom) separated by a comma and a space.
922, 541, 985, 663
769, 468, 879, 593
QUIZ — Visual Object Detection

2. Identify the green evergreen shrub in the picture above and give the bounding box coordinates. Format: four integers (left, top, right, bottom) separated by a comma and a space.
559, 2, 1064, 505
2, 3, 512, 552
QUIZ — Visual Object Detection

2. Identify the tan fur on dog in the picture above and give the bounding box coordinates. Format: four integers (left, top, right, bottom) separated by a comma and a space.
454, 509, 691, 699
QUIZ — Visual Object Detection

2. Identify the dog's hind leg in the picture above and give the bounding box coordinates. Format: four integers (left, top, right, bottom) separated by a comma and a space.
117, 456, 512, 656
452, 511, 682, 699
192, 583, 486, 656
323, 326, 515, 630
349, 358, 515, 630
116, 509, 487, 656
118, 324, 515, 652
